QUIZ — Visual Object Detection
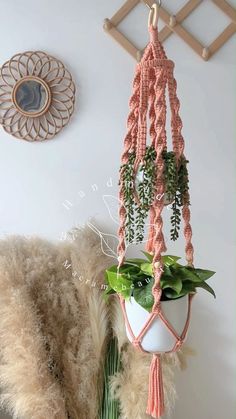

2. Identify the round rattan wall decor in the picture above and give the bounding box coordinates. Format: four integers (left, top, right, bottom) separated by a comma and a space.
0, 51, 75, 141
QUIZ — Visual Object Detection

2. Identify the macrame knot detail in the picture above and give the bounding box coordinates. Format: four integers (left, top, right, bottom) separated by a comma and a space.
132, 339, 142, 350
152, 304, 161, 316
120, 207, 126, 217
152, 288, 162, 301
175, 339, 184, 350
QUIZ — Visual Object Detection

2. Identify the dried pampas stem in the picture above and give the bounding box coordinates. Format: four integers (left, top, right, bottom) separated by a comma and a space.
0, 226, 193, 419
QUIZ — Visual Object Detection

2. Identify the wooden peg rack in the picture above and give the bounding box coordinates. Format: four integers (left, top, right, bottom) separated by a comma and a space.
103, 0, 236, 61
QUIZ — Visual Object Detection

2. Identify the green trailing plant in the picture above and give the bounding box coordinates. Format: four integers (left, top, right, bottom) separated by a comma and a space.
173, 155, 190, 240
120, 151, 136, 244
163, 150, 180, 240
120, 146, 157, 244
99, 336, 121, 419
170, 193, 182, 241
120, 147, 190, 243
104, 252, 215, 312
163, 150, 178, 203
163, 151, 190, 241
136, 146, 156, 242
178, 156, 190, 204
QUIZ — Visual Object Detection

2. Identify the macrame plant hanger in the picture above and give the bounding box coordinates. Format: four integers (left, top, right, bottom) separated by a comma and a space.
117, 3, 195, 418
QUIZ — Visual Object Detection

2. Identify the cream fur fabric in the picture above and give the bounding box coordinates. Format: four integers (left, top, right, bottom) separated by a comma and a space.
0, 227, 190, 419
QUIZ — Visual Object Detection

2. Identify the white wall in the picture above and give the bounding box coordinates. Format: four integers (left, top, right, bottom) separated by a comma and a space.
0, 0, 235, 418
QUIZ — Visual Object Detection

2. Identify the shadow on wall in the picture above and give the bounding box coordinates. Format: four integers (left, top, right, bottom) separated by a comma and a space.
175, 298, 234, 418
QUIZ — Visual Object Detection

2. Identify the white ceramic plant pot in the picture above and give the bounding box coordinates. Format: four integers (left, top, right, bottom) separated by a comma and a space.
125, 295, 189, 353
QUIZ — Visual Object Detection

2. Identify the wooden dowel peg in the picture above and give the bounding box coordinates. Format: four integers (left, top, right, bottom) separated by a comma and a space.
169, 15, 177, 28
104, 18, 113, 31
202, 47, 210, 60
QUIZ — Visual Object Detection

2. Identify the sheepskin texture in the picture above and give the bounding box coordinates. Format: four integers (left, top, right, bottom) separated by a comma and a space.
0, 226, 191, 419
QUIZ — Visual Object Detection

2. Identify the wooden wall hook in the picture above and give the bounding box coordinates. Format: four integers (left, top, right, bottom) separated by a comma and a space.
103, 0, 236, 61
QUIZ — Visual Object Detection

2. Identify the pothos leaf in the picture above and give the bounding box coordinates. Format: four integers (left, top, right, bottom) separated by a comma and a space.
106, 268, 132, 299
133, 279, 154, 312
104, 250, 216, 312
164, 281, 196, 299
141, 251, 153, 262
170, 265, 202, 282
180, 281, 197, 295
197, 281, 216, 298
193, 268, 216, 281
161, 277, 182, 294
140, 262, 153, 276
161, 255, 181, 266
125, 258, 146, 266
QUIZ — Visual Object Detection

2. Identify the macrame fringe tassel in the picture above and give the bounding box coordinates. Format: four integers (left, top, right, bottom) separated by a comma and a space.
146, 354, 165, 418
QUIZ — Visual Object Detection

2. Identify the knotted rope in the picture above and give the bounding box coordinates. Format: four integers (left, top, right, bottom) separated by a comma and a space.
117, 24, 194, 419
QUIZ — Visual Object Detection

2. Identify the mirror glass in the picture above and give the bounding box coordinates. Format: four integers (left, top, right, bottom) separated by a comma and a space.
15, 80, 47, 113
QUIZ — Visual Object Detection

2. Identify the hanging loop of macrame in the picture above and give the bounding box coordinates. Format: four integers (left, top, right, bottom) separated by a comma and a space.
117, 20, 195, 419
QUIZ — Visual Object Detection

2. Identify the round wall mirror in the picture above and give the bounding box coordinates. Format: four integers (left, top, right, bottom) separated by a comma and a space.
13, 77, 51, 117
0, 51, 75, 141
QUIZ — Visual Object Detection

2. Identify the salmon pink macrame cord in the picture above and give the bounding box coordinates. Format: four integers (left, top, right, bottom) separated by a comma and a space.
117, 25, 194, 419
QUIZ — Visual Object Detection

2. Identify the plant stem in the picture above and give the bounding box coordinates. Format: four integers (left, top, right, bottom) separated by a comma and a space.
99, 336, 121, 419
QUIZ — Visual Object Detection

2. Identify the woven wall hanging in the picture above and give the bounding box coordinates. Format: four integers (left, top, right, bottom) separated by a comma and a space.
117, 4, 194, 418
